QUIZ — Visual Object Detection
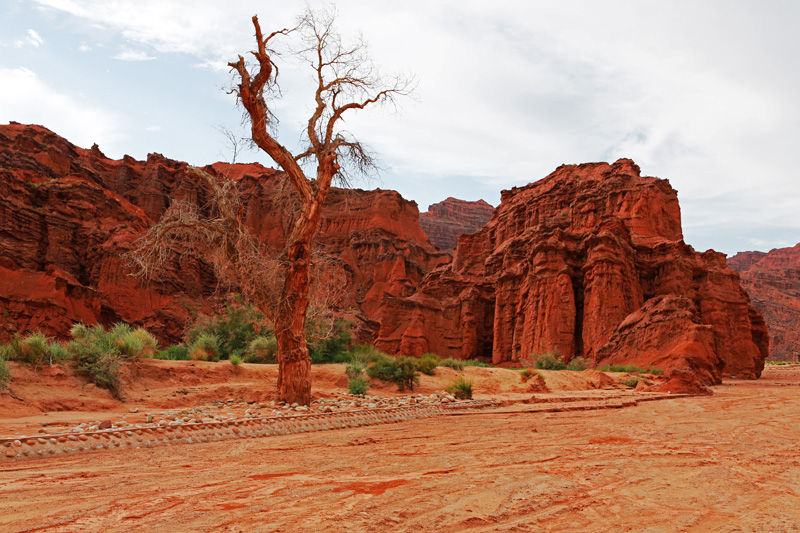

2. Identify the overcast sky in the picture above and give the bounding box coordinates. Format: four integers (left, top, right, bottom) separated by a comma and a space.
1, 0, 798, 255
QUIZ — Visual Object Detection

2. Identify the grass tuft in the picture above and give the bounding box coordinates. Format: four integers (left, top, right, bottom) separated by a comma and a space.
446, 377, 473, 399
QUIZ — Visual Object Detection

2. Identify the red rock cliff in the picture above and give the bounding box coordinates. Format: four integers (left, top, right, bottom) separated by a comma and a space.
377, 159, 768, 383
0, 123, 447, 342
419, 198, 494, 252
729, 243, 800, 361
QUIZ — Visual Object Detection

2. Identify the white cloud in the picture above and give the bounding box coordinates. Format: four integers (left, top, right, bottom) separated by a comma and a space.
746, 238, 795, 251
113, 48, 155, 61
32, 0, 292, 64
0, 67, 123, 151
10, 28, 46, 48
23, 0, 800, 253
26, 29, 44, 46
78, 42, 91, 52
145, 125, 161, 132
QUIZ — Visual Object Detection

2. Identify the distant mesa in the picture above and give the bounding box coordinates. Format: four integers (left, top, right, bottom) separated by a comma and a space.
729, 243, 800, 362
419, 197, 494, 253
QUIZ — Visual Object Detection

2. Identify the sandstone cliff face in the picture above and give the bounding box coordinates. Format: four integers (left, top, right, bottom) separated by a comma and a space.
419, 198, 494, 252
729, 243, 800, 361
377, 159, 768, 383
0, 123, 446, 342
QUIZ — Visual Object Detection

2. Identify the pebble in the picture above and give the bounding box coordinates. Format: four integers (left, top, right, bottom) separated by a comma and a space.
2, 392, 465, 440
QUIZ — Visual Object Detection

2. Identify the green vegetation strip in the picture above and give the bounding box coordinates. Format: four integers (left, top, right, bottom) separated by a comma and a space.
0, 399, 500, 462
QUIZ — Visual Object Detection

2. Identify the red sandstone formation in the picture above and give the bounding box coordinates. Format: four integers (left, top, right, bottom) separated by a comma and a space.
419, 197, 494, 252
0, 123, 446, 342
729, 243, 800, 361
377, 159, 768, 383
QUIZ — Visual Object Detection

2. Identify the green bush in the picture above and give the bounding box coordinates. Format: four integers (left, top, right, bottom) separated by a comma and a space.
367, 355, 419, 391
46, 342, 71, 364
464, 359, 490, 368
0, 356, 10, 389
155, 345, 190, 360
118, 334, 144, 360
446, 377, 473, 399
67, 325, 124, 399
70, 323, 90, 340
189, 333, 220, 361
348, 344, 388, 365
0, 336, 19, 361
109, 323, 145, 358
345, 360, 366, 379
128, 328, 158, 358
23, 332, 49, 366
599, 364, 650, 373
3, 332, 50, 366
416, 356, 438, 376
534, 352, 566, 371
308, 318, 352, 363
348, 377, 370, 395
567, 357, 590, 371
229, 353, 243, 366
80, 352, 122, 393
109, 322, 133, 340
421, 353, 440, 363
185, 300, 267, 359
622, 376, 640, 387
647, 366, 664, 376
366, 352, 397, 381
245, 336, 278, 364
93, 322, 160, 360
440, 358, 465, 370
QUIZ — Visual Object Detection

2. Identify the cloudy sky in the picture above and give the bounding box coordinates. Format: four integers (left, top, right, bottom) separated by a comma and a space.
1, 0, 797, 255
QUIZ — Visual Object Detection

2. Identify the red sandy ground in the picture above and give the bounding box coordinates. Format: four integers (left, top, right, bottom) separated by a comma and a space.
1, 361, 800, 532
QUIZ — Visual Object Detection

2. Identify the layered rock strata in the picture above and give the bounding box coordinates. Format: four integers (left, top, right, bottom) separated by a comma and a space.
0, 123, 447, 342
377, 159, 769, 383
419, 197, 494, 252
729, 243, 800, 361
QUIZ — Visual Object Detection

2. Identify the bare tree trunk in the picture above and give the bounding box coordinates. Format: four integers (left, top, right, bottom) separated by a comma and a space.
275, 238, 313, 405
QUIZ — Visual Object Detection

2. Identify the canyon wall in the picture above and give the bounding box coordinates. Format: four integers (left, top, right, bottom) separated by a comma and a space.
729, 243, 800, 361
377, 159, 769, 383
0, 123, 447, 342
0, 123, 771, 383
419, 198, 494, 252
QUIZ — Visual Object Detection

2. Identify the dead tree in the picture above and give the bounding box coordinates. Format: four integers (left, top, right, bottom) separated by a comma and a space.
131, 8, 410, 405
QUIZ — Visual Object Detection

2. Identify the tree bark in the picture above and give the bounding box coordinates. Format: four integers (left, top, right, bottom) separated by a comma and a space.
275, 237, 313, 405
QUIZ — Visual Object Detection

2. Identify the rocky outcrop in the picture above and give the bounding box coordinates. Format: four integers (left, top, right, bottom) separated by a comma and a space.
419, 198, 494, 252
377, 159, 768, 383
0, 123, 447, 342
729, 243, 800, 361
